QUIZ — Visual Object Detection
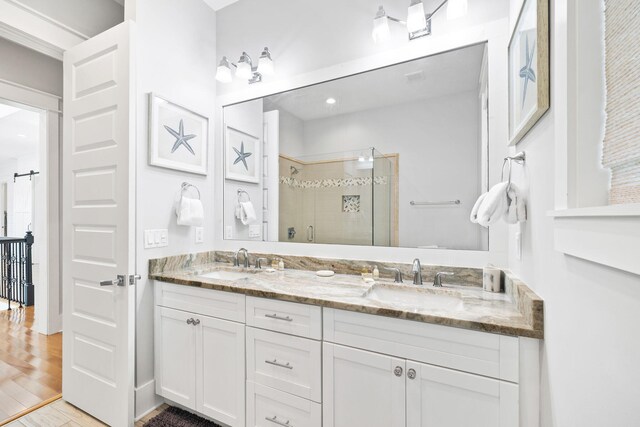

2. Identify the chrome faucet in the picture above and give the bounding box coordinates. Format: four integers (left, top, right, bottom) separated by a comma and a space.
433, 272, 454, 287
412, 258, 423, 285
234, 248, 249, 268
255, 257, 268, 269
384, 267, 403, 283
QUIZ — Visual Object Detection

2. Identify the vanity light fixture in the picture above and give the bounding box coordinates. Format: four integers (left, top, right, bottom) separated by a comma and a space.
372, 0, 468, 43
326, 97, 337, 105
216, 48, 275, 84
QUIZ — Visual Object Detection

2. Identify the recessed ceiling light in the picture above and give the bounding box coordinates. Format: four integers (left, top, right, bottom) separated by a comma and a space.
326, 98, 337, 105
17, 134, 26, 138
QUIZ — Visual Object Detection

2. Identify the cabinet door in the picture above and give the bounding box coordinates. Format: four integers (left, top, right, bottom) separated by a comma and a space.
155, 306, 197, 409
323, 343, 406, 427
196, 315, 245, 427
406, 360, 519, 427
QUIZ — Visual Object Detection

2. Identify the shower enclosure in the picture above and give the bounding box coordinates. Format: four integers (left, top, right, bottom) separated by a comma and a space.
279, 147, 396, 246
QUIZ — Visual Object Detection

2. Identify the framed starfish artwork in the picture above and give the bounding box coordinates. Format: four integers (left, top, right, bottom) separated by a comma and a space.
224, 126, 260, 183
508, 0, 549, 145
148, 93, 209, 175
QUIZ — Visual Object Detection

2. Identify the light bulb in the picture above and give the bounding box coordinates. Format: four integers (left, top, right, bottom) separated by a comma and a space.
358, 154, 365, 162
447, 0, 468, 20
326, 98, 337, 105
216, 56, 233, 83
372, 6, 391, 44
257, 47, 275, 76
236, 52, 253, 80
407, 0, 427, 33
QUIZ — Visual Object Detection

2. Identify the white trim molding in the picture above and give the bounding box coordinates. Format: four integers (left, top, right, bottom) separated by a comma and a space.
549, 205, 640, 275
0, 0, 88, 60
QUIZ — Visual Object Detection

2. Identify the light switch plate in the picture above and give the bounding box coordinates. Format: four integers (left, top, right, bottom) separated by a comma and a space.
225, 226, 233, 239
144, 229, 169, 249
249, 224, 261, 238
195, 227, 204, 243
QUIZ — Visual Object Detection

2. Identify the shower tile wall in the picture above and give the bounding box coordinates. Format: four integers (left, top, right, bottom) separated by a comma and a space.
279, 157, 379, 245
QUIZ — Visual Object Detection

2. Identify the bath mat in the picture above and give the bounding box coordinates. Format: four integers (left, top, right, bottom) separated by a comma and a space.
143, 406, 221, 426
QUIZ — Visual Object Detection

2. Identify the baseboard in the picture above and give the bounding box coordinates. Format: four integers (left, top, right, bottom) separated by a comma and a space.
135, 380, 163, 421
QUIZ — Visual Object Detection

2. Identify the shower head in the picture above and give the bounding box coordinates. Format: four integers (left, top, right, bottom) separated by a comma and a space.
290, 165, 301, 176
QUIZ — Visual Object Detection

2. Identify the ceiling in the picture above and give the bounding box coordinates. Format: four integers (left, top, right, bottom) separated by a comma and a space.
0, 105, 40, 163
263, 43, 487, 122
203, 0, 240, 11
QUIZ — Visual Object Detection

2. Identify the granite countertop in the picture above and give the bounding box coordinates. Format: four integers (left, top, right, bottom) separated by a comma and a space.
150, 262, 543, 339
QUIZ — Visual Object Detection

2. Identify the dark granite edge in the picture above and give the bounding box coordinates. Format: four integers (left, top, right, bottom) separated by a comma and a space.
149, 271, 544, 339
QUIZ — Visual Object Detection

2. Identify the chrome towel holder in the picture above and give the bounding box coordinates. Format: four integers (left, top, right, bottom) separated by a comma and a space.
501, 151, 526, 190
181, 182, 201, 199
237, 188, 251, 203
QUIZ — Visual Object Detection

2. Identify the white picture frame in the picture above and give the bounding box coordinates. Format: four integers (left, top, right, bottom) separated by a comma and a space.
225, 126, 261, 183
508, 0, 549, 146
149, 93, 209, 175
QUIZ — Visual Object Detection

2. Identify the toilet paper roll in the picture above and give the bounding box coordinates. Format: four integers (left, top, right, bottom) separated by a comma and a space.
483, 266, 502, 293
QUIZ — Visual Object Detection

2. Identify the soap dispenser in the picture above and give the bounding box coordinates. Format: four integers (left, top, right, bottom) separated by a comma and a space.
372, 265, 380, 279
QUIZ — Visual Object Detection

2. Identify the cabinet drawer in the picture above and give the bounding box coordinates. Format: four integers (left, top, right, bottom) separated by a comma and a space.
247, 382, 321, 427
247, 327, 321, 402
155, 281, 245, 323
324, 308, 519, 382
246, 296, 321, 339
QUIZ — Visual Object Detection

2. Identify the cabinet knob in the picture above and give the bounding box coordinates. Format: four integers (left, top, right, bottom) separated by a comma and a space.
407, 368, 416, 380
394, 366, 403, 377
192, 318, 200, 326
186, 318, 193, 325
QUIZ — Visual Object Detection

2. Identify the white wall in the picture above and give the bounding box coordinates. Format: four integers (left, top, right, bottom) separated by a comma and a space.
215, 0, 510, 267
507, 1, 640, 426
0, 37, 62, 96
216, 0, 509, 96
297, 91, 485, 250
132, 0, 216, 417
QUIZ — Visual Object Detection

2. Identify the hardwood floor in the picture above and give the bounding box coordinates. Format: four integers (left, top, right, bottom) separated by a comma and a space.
5, 400, 168, 427
0, 304, 62, 425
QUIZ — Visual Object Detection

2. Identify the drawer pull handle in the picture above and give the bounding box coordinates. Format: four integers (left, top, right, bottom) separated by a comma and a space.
265, 359, 294, 370
265, 415, 292, 426
265, 313, 293, 322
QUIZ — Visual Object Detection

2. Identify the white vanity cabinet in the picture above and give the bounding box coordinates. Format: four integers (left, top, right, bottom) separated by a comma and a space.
154, 283, 539, 427
155, 282, 246, 427
323, 308, 538, 427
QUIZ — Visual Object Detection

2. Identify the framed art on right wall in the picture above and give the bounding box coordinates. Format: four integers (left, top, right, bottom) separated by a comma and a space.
508, 0, 550, 145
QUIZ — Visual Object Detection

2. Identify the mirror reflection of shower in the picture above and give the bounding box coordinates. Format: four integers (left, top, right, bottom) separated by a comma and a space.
290, 165, 301, 176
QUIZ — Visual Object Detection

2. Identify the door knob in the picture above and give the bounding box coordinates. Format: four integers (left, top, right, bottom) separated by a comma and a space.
100, 275, 125, 287
407, 368, 416, 379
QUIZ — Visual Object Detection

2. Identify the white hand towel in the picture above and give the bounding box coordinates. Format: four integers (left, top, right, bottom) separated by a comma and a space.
237, 201, 256, 225
505, 183, 527, 224
470, 192, 488, 223
176, 196, 204, 226
476, 182, 509, 227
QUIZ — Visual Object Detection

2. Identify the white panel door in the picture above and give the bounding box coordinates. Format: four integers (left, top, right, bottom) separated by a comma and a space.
155, 307, 197, 410
323, 343, 406, 427
406, 360, 519, 427
62, 21, 136, 427
197, 315, 245, 426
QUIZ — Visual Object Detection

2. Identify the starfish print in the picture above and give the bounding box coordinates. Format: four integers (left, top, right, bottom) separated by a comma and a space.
519, 34, 537, 109
233, 141, 252, 171
164, 119, 196, 155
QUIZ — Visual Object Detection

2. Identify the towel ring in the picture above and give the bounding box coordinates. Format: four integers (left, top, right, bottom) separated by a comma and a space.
181, 182, 201, 199
501, 151, 526, 191
237, 189, 251, 203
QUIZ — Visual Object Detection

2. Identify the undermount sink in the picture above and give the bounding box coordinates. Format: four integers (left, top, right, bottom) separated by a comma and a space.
364, 284, 463, 311
198, 270, 251, 281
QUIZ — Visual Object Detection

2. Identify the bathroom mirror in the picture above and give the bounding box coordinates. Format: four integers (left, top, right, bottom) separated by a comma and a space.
223, 42, 489, 250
